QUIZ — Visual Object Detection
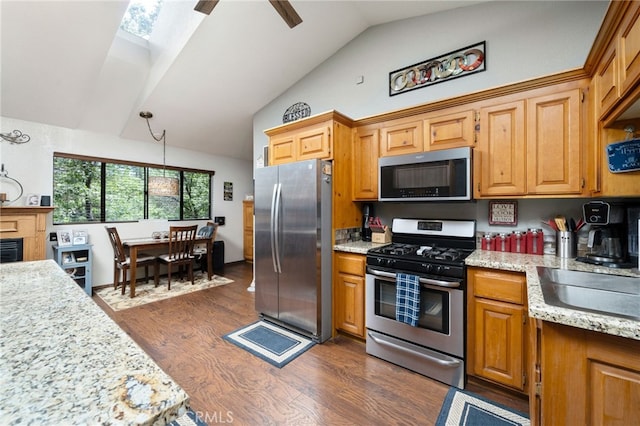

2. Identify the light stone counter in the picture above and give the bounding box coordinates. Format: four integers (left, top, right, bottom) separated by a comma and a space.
333, 240, 390, 255
0, 260, 190, 425
465, 250, 640, 341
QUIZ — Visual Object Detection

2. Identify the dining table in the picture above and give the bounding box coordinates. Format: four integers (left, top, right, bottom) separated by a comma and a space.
122, 235, 214, 298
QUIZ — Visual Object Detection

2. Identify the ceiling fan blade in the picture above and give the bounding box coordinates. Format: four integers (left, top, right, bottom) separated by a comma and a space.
269, 0, 302, 28
194, 0, 220, 15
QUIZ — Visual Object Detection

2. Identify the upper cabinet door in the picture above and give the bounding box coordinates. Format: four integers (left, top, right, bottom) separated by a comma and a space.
526, 89, 583, 195
379, 117, 423, 157
619, 2, 640, 95
270, 135, 296, 165
352, 126, 379, 201
476, 100, 526, 197
424, 109, 476, 151
296, 124, 332, 160
594, 41, 619, 119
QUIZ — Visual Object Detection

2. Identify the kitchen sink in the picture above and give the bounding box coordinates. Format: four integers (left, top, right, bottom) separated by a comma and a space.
536, 267, 640, 321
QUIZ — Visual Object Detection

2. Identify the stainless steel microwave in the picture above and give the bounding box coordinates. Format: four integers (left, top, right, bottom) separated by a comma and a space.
378, 147, 472, 201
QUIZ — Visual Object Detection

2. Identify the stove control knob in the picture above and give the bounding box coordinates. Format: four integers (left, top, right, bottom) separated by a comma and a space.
386, 259, 396, 267
435, 265, 443, 274
423, 263, 433, 273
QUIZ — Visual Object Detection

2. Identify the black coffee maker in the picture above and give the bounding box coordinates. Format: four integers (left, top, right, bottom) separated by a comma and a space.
362, 203, 374, 242
577, 201, 632, 268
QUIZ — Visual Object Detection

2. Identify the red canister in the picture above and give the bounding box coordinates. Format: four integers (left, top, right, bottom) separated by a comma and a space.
481, 233, 493, 251
493, 233, 511, 252
526, 228, 544, 255
510, 231, 527, 253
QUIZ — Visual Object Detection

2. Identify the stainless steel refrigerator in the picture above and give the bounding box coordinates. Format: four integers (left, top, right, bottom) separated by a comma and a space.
254, 159, 332, 342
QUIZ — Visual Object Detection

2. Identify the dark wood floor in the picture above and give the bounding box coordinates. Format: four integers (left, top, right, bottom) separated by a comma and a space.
94, 262, 528, 425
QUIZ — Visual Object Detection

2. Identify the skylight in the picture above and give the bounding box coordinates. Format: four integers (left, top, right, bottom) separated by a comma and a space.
120, 0, 164, 40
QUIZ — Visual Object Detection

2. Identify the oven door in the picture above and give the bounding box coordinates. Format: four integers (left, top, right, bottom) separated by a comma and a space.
365, 268, 464, 358
365, 268, 465, 388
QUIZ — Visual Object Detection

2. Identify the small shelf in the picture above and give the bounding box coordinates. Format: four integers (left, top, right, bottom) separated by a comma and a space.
53, 244, 92, 295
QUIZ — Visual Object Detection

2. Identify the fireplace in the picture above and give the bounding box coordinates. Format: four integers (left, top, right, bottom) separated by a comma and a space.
0, 206, 54, 261
0, 238, 23, 263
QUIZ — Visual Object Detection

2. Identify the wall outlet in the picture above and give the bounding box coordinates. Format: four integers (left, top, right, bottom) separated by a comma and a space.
214, 216, 226, 226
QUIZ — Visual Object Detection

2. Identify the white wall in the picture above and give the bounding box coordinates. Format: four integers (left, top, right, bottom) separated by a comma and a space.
250, 1, 612, 236
252, 1, 609, 160
0, 116, 253, 286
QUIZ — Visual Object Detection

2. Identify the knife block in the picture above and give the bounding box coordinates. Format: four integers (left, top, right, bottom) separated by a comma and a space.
371, 228, 392, 243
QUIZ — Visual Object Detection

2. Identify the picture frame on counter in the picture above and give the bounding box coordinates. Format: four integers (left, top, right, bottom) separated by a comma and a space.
57, 230, 73, 246
72, 229, 88, 245
25, 193, 40, 206
489, 200, 518, 226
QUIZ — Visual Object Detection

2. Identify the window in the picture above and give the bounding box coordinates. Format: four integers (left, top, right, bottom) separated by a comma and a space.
120, 0, 164, 40
53, 153, 213, 225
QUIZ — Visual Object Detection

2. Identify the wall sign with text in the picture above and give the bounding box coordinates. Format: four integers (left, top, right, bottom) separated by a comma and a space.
389, 41, 486, 96
489, 201, 518, 226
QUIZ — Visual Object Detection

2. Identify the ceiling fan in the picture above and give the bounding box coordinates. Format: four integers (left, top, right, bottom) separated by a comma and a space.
194, 0, 303, 29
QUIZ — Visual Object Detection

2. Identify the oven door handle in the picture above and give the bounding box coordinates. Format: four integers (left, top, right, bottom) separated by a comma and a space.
367, 332, 462, 368
367, 268, 461, 288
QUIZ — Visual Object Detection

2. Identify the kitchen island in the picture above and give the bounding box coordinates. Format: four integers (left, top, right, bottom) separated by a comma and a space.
0, 260, 190, 425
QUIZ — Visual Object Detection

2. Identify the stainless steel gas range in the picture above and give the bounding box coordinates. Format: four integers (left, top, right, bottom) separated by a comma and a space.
365, 218, 476, 389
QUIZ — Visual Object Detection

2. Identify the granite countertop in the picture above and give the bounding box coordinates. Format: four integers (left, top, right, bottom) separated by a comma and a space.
0, 260, 190, 425
333, 240, 390, 255
465, 250, 640, 340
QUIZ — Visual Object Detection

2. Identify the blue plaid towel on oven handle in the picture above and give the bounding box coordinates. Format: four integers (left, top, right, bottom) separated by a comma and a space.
395, 273, 421, 327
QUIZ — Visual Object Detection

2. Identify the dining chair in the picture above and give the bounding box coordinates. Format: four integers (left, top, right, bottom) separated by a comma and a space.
157, 224, 198, 289
105, 226, 159, 295
193, 222, 218, 273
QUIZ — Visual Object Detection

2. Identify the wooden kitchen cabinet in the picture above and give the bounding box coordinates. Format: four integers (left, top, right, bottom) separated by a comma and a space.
242, 200, 253, 262
526, 89, 583, 195
423, 108, 476, 151
467, 267, 528, 393
534, 321, 640, 426
593, 1, 640, 120
475, 100, 527, 197
619, 2, 640, 95
265, 111, 352, 165
334, 252, 366, 338
269, 134, 296, 165
474, 83, 587, 198
352, 125, 379, 200
379, 116, 423, 157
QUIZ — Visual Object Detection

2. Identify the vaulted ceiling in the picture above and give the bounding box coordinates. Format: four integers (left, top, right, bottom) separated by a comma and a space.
1, 1, 485, 161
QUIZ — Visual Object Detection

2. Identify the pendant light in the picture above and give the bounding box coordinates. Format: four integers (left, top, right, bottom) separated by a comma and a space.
139, 111, 179, 197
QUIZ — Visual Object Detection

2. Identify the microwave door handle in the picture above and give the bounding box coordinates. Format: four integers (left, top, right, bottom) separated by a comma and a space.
366, 268, 461, 288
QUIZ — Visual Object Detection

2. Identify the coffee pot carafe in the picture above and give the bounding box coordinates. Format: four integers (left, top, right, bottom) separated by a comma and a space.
587, 227, 623, 260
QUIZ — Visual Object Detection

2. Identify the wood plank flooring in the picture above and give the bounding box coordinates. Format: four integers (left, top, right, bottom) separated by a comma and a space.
93, 262, 528, 425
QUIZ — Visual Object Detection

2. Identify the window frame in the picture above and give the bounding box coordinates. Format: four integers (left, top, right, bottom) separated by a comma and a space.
53, 152, 214, 225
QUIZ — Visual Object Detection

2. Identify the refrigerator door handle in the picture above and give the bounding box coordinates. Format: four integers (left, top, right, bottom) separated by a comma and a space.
272, 182, 283, 273
270, 183, 278, 273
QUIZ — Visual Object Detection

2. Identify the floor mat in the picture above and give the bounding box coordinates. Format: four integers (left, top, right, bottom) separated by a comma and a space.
223, 320, 315, 368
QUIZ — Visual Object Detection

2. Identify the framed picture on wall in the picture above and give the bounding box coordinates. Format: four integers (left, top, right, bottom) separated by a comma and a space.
488, 201, 518, 226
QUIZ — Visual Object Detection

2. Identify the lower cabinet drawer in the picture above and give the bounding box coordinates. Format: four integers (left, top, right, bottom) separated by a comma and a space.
473, 269, 526, 305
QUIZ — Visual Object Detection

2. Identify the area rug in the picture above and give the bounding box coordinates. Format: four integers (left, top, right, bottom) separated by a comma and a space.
436, 387, 530, 426
95, 272, 234, 311
223, 320, 315, 368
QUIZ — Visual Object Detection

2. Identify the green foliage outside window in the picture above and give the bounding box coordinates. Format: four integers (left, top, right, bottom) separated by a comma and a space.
53, 155, 212, 224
